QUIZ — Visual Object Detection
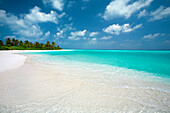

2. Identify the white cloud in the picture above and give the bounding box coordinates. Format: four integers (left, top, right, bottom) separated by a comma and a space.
71, 30, 86, 36
91, 38, 96, 40
57, 30, 63, 36
149, 6, 170, 21
43, 0, 64, 11
0, 10, 43, 38
103, 23, 142, 35
45, 31, 50, 37
143, 33, 165, 39
89, 32, 99, 37
82, 37, 88, 40
68, 36, 80, 40
40, 31, 51, 40
103, 0, 153, 20
101, 36, 112, 40
16, 25, 43, 38
0, 6, 62, 38
25, 6, 64, 24
69, 30, 87, 40
58, 23, 74, 32
138, 9, 147, 18
122, 23, 142, 33
88, 38, 97, 45
54, 30, 64, 39
103, 24, 121, 35
54, 23, 75, 40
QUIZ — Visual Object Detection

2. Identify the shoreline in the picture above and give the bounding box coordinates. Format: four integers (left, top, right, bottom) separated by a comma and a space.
0, 50, 170, 112
0, 50, 72, 72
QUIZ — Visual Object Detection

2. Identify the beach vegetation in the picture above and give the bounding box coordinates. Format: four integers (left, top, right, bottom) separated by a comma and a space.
0, 38, 62, 50
0, 40, 3, 46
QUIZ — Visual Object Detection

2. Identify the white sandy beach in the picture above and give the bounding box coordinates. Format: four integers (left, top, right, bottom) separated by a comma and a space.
0, 51, 170, 112
0, 50, 71, 72
0, 51, 27, 72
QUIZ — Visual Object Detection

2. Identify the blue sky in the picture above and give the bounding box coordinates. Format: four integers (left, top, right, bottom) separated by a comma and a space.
0, 0, 170, 49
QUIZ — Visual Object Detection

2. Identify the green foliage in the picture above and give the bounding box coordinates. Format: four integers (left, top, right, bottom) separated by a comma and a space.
52, 42, 57, 49
45, 41, 51, 49
0, 40, 4, 46
0, 39, 62, 50
5, 38, 12, 46
19, 41, 23, 47
14, 39, 19, 47
11, 38, 15, 46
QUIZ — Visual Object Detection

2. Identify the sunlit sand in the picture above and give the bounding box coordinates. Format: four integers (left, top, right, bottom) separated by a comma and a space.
0, 51, 169, 112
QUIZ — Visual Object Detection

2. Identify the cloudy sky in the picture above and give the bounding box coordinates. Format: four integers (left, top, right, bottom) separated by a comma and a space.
0, 0, 170, 49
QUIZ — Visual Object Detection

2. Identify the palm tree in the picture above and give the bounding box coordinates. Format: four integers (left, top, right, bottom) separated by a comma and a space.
12, 38, 15, 46
24, 40, 29, 47
24, 40, 29, 45
52, 42, 57, 49
34, 42, 40, 48
40, 43, 45, 49
0, 40, 4, 46
45, 41, 51, 49
14, 39, 19, 47
5, 38, 11, 46
19, 41, 23, 47
29, 42, 33, 48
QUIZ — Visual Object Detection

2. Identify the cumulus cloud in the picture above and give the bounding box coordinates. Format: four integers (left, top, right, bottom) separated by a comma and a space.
16, 25, 43, 38
43, 0, 64, 11
45, 31, 50, 37
103, 0, 153, 20
25, 6, 62, 24
149, 6, 170, 21
68, 30, 86, 40
143, 33, 165, 39
103, 24, 121, 35
103, 23, 142, 35
0, 6, 62, 38
100, 36, 112, 40
89, 32, 99, 37
0, 10, 43, 38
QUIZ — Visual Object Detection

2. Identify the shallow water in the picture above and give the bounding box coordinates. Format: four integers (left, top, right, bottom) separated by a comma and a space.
24, 49, 170, 79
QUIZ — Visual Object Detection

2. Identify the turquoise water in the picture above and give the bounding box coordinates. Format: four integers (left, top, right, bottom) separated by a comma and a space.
23, 49, 170, 79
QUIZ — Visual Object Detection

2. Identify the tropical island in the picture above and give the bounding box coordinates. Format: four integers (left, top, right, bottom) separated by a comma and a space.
0, 38, 62, 50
